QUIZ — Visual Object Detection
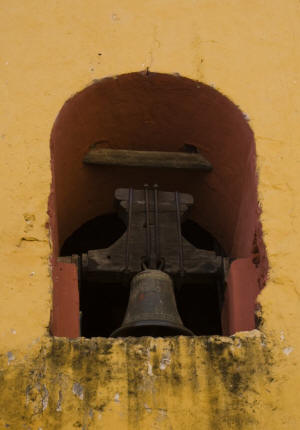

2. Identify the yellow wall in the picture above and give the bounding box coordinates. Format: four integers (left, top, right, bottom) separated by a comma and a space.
0, 1, 300, 428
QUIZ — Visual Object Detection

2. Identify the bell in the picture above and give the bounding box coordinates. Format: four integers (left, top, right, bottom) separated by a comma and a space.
111, 269, 193, 337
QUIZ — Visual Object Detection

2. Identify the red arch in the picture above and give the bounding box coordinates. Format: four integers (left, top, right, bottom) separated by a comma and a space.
49, 72, 268, 337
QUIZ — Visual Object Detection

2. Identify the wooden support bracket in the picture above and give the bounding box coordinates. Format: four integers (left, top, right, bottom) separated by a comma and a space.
83, 146, 212, 171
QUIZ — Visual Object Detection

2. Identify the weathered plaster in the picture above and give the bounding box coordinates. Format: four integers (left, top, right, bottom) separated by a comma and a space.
1, 0, 300, 428
0, 332, 275, 430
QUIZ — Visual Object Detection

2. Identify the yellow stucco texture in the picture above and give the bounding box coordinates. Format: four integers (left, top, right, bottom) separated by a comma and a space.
0, 0, 300, 428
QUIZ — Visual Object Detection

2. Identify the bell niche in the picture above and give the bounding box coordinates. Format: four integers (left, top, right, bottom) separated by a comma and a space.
49, 72, 267, 338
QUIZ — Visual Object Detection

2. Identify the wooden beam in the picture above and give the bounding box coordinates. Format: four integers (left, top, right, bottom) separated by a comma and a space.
83, 146, 212, 171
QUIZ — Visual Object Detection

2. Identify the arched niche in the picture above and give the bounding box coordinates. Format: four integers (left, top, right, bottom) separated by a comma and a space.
49, 71, 268, 338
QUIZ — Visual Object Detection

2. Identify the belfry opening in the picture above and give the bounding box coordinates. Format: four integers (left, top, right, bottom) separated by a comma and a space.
49, 71, 268, 338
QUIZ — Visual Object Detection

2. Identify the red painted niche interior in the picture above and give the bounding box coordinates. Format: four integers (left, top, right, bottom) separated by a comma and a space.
48, 71, 268, 338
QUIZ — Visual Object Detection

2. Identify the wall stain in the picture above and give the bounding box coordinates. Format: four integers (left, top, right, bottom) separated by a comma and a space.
0, 333, 275, 429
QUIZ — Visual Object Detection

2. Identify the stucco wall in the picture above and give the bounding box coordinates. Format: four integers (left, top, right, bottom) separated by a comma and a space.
0, 1, 300, 428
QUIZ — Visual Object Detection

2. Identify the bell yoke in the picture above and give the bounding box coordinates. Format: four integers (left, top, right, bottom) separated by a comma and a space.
62, 185, 229, 337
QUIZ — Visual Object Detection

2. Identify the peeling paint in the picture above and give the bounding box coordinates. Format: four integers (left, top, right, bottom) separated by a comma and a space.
42, 385, 48, 411
159, 350, 171, 370
7, 351, 15, 364
283, 347, 293, 356
72, 382, 84, 400
144, 403, 152, 413
147, 362, 153, 376
56, 390, 62, 412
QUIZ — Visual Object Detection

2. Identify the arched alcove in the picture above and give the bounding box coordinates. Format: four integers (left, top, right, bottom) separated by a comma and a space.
49, 71, 268, 338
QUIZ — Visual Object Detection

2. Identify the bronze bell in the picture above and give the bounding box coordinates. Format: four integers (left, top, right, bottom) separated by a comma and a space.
111, 269, 193, 337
